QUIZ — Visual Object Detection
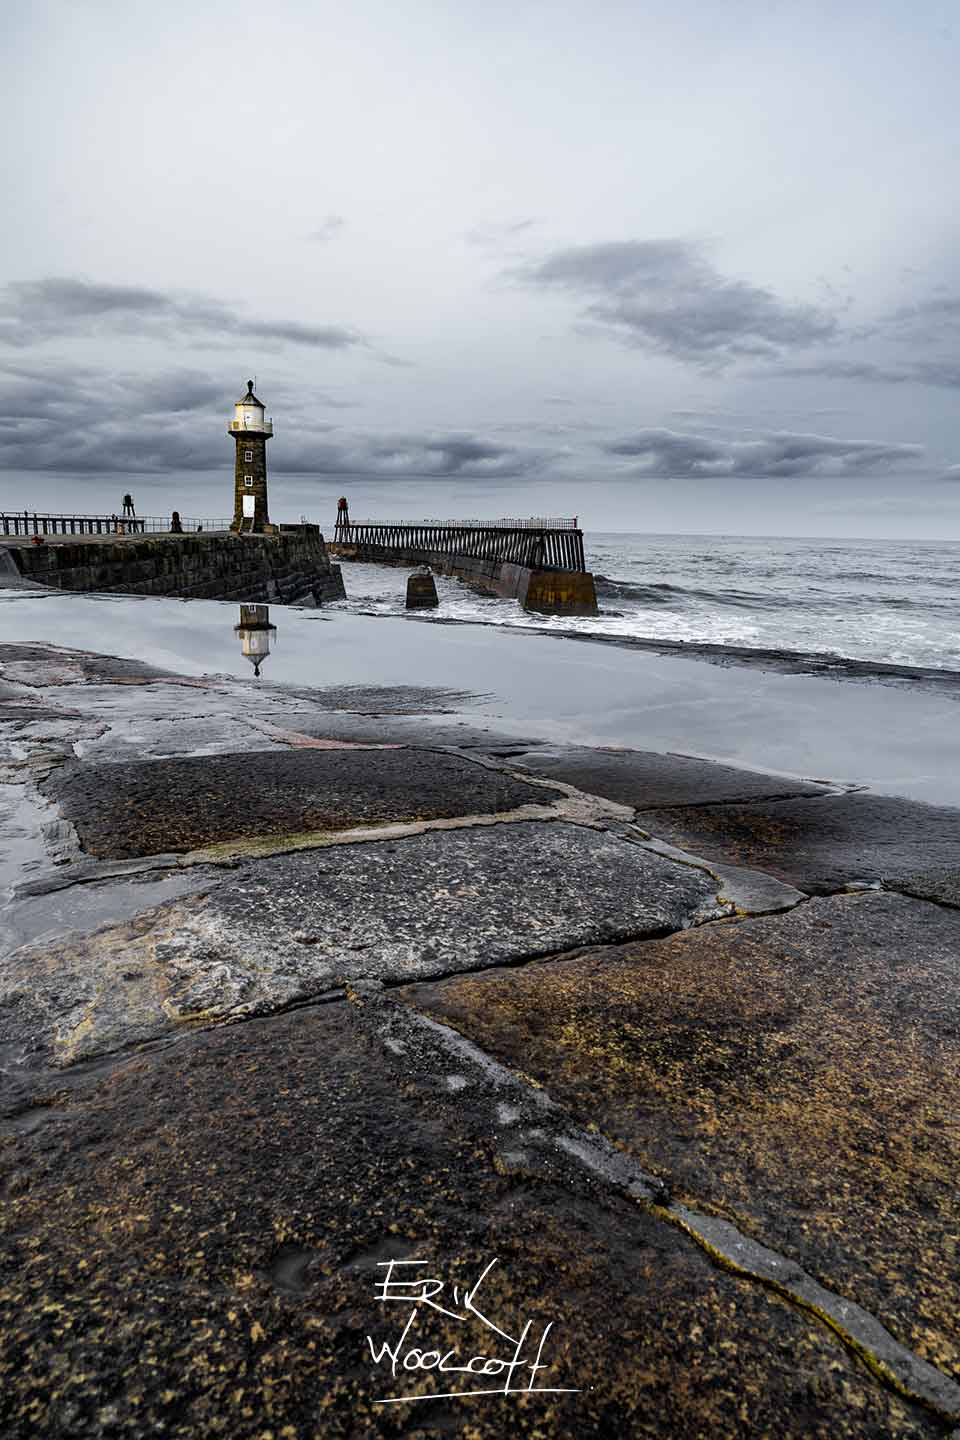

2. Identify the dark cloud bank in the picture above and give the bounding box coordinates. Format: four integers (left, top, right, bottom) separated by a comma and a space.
779, 359, 960, 390
0, 361, 925, 485
605, 428, 922, 478
0, 278, 364, 352
0, 363, 552, 478
0, 264, 941, 491
510, 239, 836, 366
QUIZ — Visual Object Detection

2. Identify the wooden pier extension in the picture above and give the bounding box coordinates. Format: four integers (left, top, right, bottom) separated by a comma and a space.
329, 508, 598, 615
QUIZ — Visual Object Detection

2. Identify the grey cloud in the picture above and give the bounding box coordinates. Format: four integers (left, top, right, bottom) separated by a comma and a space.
0, 362, 549, 478
0, 365, 229, 472
129, 372, 226, 414
510, 239, 836, 367
843, 292, 960, 358
604, 426, 923, 478
669, 408, 744, 419
778, 359, 960, 389
814, 494, 960, 517
881, 294, 960, 341
374, 352, 418, 369
465, 219, 539, 249
0, 362, 223, 423
301, 433, 555, 479
0, 364, 319, 473
668, 406, 853, 425
490, 418, 605, 436
0, 277, 366, 352
306, 214, 346, 243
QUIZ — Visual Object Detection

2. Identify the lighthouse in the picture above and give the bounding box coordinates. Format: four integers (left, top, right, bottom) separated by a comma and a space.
229, 380, 273, 532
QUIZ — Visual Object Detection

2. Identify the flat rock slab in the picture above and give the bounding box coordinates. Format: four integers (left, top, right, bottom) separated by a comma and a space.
0, 643, 184, 686
0, 703, 82, 725
44, 750, 557, 858
895, 868, 960, 908
273, 682, 484, 711
0, 865, 214, 959
0, 822, 724, 1069
510, 744, 827, 809
637, 790, 960, 893
269, 709, 545, 752
68, 688, 292, 764
398, 891, 960, 1380
0, 1002, 937, 1439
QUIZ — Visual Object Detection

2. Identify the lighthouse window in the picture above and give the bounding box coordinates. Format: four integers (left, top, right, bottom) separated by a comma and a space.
244, 450, 253, 462
244, 475, 254, 486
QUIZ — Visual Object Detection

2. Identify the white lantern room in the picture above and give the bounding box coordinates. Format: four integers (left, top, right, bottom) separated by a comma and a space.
229, 381, 273, 435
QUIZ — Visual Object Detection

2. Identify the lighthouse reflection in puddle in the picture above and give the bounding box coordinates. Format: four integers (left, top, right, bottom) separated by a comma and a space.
234, 604, 277, 678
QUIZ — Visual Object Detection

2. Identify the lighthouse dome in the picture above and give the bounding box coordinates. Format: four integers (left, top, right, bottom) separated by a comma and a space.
236, 380, 264, 408
231, 379, 272, 435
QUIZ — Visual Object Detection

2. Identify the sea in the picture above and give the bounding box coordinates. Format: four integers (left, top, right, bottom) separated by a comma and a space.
337, 533, 960, 673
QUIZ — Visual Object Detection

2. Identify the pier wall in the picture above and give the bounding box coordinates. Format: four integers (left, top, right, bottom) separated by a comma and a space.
6, 528, 346, 606
330, 543, 597, 615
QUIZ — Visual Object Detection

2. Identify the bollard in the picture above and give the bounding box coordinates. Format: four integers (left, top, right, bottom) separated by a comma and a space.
406, 568, 439, 609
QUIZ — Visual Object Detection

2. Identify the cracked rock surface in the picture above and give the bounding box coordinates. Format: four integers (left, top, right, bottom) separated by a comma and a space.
44, 749, 559, 859
895, 867, 960, 908
0, 822, 726, 1070
0, 1001, 940, 1440
2, 639, 959, 1437
637, 790, 960, 893
0, 643, 186, 687
508, 743, 829, 807
398, 891, 960, 1380
255, 708, 547, 751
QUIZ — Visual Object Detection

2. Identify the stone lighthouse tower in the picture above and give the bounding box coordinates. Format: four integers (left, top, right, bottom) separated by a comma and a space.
229, 381, 273, 532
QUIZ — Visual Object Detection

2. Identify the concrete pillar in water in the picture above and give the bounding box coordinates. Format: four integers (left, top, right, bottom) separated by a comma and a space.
406, 569, 439, 609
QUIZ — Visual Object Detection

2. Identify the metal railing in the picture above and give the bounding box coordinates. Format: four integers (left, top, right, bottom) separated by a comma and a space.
228, 420, 273, 435
347, 516, 579, 530
1, 513, 233, 537
331, 520, 587, 572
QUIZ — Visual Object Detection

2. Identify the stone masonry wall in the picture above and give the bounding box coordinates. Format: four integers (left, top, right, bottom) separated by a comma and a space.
232, 433, 270, 530
10, 529, 346, 606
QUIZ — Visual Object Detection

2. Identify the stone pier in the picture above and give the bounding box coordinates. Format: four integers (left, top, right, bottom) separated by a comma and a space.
1, 526, 346, 605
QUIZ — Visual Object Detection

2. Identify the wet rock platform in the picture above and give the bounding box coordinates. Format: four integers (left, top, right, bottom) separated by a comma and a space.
1, 642, 959, 1438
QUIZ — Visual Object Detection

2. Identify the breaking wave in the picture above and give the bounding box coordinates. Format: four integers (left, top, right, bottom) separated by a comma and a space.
337, 532, 960, 672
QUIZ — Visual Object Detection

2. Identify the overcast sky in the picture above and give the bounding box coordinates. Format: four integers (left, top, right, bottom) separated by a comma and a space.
3, 0, 960, 536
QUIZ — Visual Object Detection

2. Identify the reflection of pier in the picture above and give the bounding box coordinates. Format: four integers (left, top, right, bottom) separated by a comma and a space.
330, 500, 597, 614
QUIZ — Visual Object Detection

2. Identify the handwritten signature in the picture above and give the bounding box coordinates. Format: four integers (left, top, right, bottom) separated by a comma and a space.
365, 1257, 579, 1406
